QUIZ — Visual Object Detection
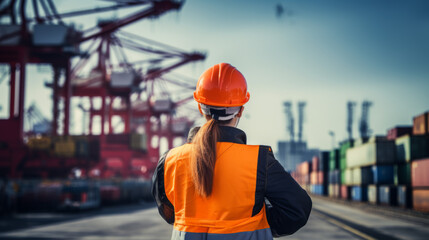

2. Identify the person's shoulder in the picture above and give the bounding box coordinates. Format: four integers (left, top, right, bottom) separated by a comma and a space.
163, 143, 193, 163
254, 145, 279, 168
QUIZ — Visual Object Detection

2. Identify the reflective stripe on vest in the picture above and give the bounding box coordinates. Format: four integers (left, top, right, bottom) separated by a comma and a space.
164, 142, 271, 236
171, 228, 272, 240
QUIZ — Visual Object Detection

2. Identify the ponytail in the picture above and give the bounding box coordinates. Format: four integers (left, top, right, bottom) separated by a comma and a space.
190, 119, 219, 197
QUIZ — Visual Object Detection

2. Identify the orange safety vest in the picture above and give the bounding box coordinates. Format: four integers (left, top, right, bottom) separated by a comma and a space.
163, 142, 272, 238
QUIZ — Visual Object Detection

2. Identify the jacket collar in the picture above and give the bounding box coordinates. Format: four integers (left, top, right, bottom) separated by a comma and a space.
187, 126, 247, 144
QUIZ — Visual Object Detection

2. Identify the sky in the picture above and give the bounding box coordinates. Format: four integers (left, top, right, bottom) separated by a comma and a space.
0, 0, 429, 151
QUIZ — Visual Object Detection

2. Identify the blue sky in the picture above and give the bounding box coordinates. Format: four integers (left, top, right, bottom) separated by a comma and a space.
1, 0, 428, 151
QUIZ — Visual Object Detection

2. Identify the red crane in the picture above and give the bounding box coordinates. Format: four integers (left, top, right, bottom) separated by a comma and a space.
0, 0, 200, 179
69, 28, 205, 179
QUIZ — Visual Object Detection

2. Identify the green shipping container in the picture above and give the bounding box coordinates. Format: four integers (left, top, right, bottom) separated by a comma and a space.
340, 140, 354, 170
346, 137, 395, 168
329, 149, 340, 170
394, 163, 411, 185
395, 135, 429, 163
342, 168, 353, 185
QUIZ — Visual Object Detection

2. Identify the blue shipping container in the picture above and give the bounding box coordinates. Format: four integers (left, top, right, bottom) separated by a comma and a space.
314, 184, 327, 196
397, 185, 412, 208
352, 186, 368, 202
379, 185, 397, 206
329, 170, 341, 184
372, 165, 395, 184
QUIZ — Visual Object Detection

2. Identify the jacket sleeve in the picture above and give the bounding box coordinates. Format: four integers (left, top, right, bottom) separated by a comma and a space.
264, 151, 312, 237
151, 151, 175, 224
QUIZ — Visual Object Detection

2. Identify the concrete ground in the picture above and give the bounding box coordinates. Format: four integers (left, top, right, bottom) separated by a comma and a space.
0, 196, 428, 240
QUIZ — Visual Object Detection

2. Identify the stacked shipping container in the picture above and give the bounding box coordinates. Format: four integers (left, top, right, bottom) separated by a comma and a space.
290, 111, 429, 213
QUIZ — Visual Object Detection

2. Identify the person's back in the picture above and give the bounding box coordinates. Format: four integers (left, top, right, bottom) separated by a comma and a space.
152, 63, 312, 240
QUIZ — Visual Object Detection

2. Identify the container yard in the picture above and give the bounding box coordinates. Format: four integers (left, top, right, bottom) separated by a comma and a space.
1, 1, 429, 240
293, 111, 429, 216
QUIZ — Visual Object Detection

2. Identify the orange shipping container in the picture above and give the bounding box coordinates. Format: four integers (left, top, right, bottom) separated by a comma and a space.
413, 112, 429, 135
413, 189, 429, 212
312, 156, 319, 172
341, 185, 350, 200
411, 158, 429, 187
317, 171, 325, 184
310, 172, 318, 184
298, 161, 311, 175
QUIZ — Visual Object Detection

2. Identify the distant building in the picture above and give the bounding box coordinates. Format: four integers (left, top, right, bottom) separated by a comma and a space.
276, 140, 319, 172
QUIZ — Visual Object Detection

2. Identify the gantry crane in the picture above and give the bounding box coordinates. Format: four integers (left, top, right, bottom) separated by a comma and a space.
0, 0, 199, 179
68, 28, 205, 178
359, 100, 372, 139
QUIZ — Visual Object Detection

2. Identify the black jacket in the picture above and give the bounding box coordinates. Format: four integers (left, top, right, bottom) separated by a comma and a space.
152, 126, 312, 237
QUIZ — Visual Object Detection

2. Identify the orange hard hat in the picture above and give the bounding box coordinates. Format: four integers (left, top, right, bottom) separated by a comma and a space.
193, 63, 250, 107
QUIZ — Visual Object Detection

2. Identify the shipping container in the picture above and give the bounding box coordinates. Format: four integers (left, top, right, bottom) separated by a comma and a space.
352, 167, 373, 185
379, 185, 397, 206
340, 185, 351, 200
328, 184, 340, 198
317, 171, 326, 185
372, 165, 394, 184
367, 185, 378, 204
150, 95, 172, 112
413, 189, 429, 212
387, 126, 412, 140
297, 161, 311, 176
351, 185, 368, 202
310, 185, 325, 195
130, 133, 148, 152
394, 163, 411, 185
54, 137, 75, 158
395, 135, 429, 163
329, 149, 340, 170
340, 140, 354, 170
318, 151, 330, 172
310, 172, 318, 185
397, 185, 412, 208
27, 136, 52, 151
317, 185, 325, 195
328, 170, 341, 184
312, 156, 319, 172
33, 24, 70, 46
413, 112, 429, 135
301, 175, 310, 185
411, 158, 429, 187
110, 72, 135, 88
342, 168, 353, 185
171, 117, 189, 134
346, 137, 395, 168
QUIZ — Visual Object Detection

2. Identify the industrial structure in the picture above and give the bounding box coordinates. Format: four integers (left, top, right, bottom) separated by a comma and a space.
0, 0, 205, 182
277, 101, 319, 172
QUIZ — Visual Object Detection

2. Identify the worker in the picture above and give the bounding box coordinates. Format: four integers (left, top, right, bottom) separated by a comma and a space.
152, 63, 312, 239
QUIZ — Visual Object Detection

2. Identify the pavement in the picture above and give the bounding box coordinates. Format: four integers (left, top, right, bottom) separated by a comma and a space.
0, 196, 428, 239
